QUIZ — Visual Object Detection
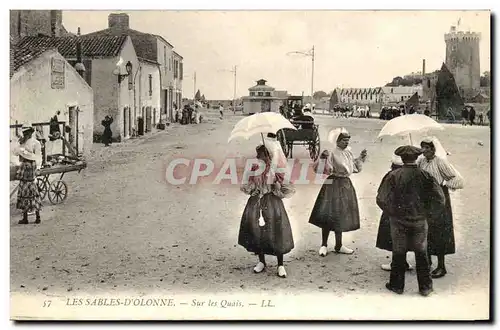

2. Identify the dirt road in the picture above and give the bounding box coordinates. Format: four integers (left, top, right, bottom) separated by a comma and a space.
10, 111, 491, 319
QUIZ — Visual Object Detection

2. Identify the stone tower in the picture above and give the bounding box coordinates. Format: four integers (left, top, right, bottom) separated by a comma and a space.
444, 24, 481, 100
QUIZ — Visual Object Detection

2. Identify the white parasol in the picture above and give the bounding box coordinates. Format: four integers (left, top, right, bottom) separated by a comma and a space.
377, 114, 444, 144
228, 112, 296, 144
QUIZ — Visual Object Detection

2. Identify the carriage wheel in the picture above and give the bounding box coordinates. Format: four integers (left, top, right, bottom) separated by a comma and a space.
309, 130, 321, 161
37, 178, 48, 200
47, 180, 68, 205
276, 130, 291, 158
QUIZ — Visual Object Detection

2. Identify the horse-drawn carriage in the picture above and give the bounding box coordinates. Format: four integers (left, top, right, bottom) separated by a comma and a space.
276, 95, 321, 161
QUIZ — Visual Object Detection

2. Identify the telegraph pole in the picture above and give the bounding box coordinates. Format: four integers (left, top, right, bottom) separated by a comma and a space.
311, 45, 315, 102
233, 65, 237, 113
193, 71, 197, 101
286, 46, 315, 103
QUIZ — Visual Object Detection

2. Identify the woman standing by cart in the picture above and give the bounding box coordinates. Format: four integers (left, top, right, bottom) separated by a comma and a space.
309, 128, 367, 256
238, 144, 295, 278
15, 125, 43, 224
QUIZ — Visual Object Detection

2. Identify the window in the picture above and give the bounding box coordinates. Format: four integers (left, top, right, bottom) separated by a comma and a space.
173, 60, 178, 79
179, 62, 183, 80
258, 92, 263, 96
427, 79, 431, 88
265, 92, 271, 96
370, 94, 372, 100
391, 88, 394, 93
250, 92, 255, 96
148, 74, 152, 96
169, 58, 172, 71
401, 96, 404, 101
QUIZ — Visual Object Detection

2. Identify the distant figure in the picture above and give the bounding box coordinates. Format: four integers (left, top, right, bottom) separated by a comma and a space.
219, 104, 224, 119
478, 112, 484, 125
468, 107, 476, 126
174, 104, 179, 123
424, 109, 430, 117
487, 109, 491, 127
101, 115, 113, 147
461, 107, 469, 126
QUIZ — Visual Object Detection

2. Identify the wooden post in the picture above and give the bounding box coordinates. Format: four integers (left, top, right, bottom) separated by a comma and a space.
61, 121, 66, 156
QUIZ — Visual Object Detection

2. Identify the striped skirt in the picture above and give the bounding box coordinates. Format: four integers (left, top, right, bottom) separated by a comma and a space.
16, 160, 42, 213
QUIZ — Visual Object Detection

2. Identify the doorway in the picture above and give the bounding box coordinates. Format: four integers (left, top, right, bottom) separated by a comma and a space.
145, 107, 152, 132
123, 107, 129, 138
68, 106, 78, 154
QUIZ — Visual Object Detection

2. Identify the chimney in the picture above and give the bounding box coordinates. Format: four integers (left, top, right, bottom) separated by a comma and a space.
422, 59, 426, 76
108, 13, 130, 30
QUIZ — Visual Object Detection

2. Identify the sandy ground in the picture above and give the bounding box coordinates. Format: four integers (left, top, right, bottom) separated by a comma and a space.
10, 110, 491, 320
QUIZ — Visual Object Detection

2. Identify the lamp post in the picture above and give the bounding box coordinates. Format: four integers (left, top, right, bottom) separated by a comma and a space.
114, 61, 132, 84
112, 60, 133, 139
287, 45, 315, 106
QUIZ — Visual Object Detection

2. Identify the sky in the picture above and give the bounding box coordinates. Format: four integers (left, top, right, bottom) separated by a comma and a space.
62, 10, 491, 100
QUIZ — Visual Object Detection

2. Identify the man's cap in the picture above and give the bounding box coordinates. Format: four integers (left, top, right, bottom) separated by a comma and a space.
394, 145, 423, 157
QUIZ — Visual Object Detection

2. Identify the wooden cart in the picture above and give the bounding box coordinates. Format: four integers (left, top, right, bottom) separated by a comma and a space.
10, 158, 87, 205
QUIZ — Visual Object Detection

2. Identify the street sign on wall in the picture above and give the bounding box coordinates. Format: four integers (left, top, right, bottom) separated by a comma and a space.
51, 58, 65, 89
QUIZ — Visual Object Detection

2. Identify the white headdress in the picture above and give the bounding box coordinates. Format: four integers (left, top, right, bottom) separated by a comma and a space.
327, 127, 350, 146
391, 154, 404, 166
421, 136, 447, 159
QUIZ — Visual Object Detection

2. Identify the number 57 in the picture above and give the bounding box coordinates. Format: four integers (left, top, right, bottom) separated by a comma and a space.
43, 300, 51, 308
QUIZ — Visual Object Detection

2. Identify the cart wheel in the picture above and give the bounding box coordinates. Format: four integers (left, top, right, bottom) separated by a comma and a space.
47, 180, 68, 205
37, 178, 48, 200
277, 130, 290, 158
309, 130, 321, 161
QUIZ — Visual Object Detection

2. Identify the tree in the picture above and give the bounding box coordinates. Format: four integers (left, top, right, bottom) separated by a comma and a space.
435, 63, 464, 119
329, 90, 339, 110
313, 91, 328, 99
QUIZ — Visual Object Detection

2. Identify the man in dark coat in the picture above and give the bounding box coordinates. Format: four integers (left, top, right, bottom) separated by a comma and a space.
461, 107, 469, 126
468, 107, 476, 126
376, 145, 445, 297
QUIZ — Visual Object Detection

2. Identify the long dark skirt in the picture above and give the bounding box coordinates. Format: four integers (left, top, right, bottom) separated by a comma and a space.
376, 212, 392, 251
16, 160, 42, 212
238, 193, 294, 256
309, 175, 360, 232
102, 127, 112, 145
428, 186, 455, 255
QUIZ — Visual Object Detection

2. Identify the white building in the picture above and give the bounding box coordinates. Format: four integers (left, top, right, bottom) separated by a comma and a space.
10, 47, 94, 156
381, 86, 423, 103
242, 79, 283, 115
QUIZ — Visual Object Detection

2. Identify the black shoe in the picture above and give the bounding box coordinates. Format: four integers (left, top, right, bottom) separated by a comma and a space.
385, 283, 403, 294
419, 287, 434, 297
18, 219, 28, 224
431, 268, 447, 278
34, 217, 41, 224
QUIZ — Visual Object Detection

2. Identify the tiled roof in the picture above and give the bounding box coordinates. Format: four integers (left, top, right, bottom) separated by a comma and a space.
17, 35, 127, 58
11, 45, 56, 73
83, 28, 167, 62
